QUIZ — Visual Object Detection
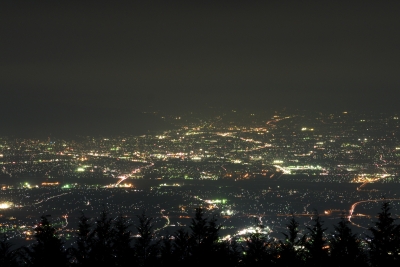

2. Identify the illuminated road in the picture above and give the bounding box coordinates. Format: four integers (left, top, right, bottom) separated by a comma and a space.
154, 209, 170, 232
348, 167, 397, 228
32, 192, 71, 206
114, 163, 154, 186
348, 198, 400, 229
62, 214, 68, 228
115, 174, 129, 186
356, 173, 390, 191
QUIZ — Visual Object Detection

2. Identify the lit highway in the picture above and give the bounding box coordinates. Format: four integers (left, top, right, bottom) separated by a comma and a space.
348, 198, 400, 228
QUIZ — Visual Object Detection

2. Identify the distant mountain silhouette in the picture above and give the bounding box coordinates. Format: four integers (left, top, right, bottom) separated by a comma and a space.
0, 101, 171, 139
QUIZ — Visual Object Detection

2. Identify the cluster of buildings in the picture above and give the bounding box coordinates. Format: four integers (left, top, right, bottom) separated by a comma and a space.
1, 110, 399, 184
0, 110, 398, 246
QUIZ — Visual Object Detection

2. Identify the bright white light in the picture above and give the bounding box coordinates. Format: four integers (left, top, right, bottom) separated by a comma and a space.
0, 202, 12, 209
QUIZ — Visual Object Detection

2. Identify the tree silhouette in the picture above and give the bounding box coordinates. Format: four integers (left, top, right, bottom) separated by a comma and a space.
367, 201, 400, 266
172, 227, 191, 266
189, 207, 222, 266
87, 208, 115, 265
214, 238, 241, 267
10, 204, 400, 267
159, 233, 175, 267
111, 214, 132, 267
134, 210, 159, 267
304, 211, 328, 267
242, 222, 276, 267
329, 215, 367, 266
190, 207, 209, 247
22, 215, 68, 267
278, 215, 306, 266
71, 212, 92, 266
0, 234, 18, 267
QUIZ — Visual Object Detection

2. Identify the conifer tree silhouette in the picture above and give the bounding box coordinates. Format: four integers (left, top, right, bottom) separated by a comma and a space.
278, 215, 306, 266
172, 227, 191, 266
189, 207, 222, 267
0, 234, 18, 267
367, 201, 400, 266
242, 219, 276, 266
159, 233, 174, 267
22, 215, 68, 267
111, 214, 132, 267
87, 208, 114, 265
329, 215, 367, 267
71, 212, 92, 266
134, 210, 159, 267
304, 211, 328, 267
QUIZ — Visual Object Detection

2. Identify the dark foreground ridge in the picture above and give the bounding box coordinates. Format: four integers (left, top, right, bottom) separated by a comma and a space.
1, 201, 399, 267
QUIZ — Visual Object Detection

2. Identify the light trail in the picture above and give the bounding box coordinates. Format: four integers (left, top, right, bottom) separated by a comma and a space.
62, 214, 68, 228
32, 192, 70, 205
348, 198, 400, 229
115, 174, 129, 186
273, 165, 291, 174
154, 209, 170, 232
113, 163, 154, 187
349, 165, 396, 228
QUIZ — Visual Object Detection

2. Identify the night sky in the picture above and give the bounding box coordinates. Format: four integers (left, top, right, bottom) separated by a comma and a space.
1, 1, 400, 136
